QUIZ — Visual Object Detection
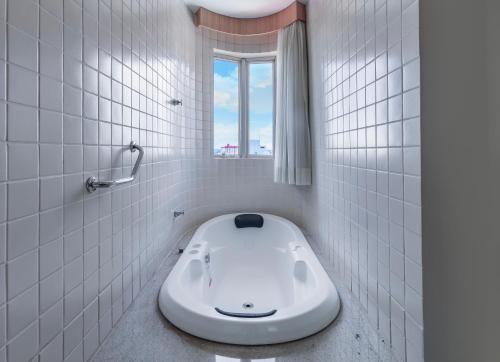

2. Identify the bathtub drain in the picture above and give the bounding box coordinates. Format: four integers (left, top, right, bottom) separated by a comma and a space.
242, 302, 254, 309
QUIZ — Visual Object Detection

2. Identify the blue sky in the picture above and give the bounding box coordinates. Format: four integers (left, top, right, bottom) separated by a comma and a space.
213, 59, 273, 151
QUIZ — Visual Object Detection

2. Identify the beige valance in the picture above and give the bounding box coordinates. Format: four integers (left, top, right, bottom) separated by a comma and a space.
194, 1, 306, 36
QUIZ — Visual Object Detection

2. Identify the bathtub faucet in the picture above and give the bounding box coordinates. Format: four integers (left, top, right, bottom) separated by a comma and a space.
173, 211, 184, 218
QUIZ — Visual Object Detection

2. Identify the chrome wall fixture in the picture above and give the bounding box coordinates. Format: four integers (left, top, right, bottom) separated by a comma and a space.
169, 99, 183, 106
86, 141, 144, 193
173, 210, 184, 218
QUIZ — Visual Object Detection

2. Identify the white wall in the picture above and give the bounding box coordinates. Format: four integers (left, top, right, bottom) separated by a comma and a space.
0, 2, 308, 360
0, 0, 434, 361
305, 0, 423, 360
420, 0, 500, 361
0, 0, 200, 360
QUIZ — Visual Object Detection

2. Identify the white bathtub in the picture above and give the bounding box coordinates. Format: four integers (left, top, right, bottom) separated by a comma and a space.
158, 213, 341, 345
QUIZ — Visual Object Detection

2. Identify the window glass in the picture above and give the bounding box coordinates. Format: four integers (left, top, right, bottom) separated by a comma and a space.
213, 56, 274, 158
213, 58, 239, 157
248, 62, 274, 156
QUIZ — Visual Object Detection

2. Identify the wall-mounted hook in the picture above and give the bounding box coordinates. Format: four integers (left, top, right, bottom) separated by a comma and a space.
173, 210, 184, 218
169, 99, 183, 106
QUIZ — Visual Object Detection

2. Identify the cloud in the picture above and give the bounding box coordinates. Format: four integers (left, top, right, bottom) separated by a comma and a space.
249, 124, 273, 149
214, 121, 239, 148
214, 67, 239, 112
249, 63, 273, 114
214, 63, 274, 114
213, 91, 233, 110
250, 63, 273, 89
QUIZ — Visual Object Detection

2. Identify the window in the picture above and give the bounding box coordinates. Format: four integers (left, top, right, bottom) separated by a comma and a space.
213, 54, 275, 158
213, 58, 240, 157
248, 62, 274, 156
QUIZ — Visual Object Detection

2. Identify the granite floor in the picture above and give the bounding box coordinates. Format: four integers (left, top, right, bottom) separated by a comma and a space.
91, 232, 395, 362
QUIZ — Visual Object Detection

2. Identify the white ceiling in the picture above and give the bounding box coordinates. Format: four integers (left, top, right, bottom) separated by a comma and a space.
185, 0, 304, 18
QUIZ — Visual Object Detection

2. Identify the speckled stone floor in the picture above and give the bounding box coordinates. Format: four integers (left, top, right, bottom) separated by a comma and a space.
91, 232, 395, 362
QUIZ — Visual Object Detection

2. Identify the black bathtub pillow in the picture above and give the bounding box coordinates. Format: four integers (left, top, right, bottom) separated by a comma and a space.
234, 214, 264, 228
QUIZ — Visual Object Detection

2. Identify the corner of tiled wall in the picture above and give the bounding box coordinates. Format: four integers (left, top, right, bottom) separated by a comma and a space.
305, 0, 422, 361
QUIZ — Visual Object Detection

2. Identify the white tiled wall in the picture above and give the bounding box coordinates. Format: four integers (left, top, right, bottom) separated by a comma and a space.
304, 0, 422, 360
0, 0, 423, 359
0, 0, 200, 360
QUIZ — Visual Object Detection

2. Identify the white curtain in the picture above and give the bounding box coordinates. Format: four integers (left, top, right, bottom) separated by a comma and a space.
274, 21, 312, 186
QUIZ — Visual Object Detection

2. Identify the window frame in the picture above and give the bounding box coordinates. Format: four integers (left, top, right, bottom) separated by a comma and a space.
212, 52, 276, 159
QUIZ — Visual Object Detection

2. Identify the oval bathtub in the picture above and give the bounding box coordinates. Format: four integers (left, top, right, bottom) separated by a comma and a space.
158, 213, 341, 345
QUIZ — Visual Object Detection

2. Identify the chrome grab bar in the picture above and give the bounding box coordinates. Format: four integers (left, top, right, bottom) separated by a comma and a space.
85, 141, 144, 193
